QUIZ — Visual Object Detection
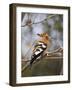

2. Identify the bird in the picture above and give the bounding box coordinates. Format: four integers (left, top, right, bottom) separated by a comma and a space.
30, 32, 51, 67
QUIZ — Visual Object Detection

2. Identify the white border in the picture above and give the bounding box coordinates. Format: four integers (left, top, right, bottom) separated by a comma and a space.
16, 7, 68, 83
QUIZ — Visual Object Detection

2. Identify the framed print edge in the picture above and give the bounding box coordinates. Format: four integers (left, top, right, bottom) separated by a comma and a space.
68, 6, 70, 83
9, 3, 70, 86
9, 4, 16, 86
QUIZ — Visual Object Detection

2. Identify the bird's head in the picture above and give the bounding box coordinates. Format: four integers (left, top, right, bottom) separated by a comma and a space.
37, 33, 51, 44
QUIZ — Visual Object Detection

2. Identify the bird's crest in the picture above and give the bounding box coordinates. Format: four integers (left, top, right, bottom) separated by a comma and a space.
37, 32, 51, 44
37, 33, 48, 37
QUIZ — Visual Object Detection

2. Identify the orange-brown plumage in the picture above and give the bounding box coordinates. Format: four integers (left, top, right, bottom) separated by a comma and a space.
37, 33, 51, 44
30, 33, 51, 66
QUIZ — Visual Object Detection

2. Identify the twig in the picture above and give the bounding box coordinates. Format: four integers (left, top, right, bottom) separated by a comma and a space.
21, 15, 56, 27
47, 47, 63, 55
21, 62, 30, 72
22, 47, 63, 61
22, 56, 63, 62
21, 47, 63, 72
21, 56, 63, 72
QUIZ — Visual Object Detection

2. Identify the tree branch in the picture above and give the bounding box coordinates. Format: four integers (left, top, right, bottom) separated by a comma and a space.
21, 47, 63, 72
21, 15, 56, 27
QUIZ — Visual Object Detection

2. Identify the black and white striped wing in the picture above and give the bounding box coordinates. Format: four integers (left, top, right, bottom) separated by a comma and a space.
30, 41, 47, 65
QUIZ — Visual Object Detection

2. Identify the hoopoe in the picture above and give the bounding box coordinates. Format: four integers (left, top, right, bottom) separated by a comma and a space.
30, 33, 51, 67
